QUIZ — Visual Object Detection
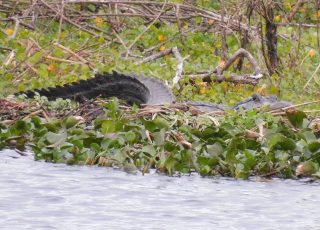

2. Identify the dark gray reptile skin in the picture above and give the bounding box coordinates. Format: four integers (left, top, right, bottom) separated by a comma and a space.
16, 71, 291, 112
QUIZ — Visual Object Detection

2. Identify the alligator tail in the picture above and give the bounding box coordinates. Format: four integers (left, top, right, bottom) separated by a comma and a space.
17, 71, 175, 105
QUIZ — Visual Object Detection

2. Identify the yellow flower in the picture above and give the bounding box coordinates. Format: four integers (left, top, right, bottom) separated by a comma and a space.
222, 82, 228, 93
47, 64, 56, 73
158, 34, 167, 42
255, 84, 266, 95
5, 28, 14, 36
274, 15, 281, 22
300, 8, 305, 13
309, 49, 316, 58
198, 82, 208, 95
219, 59, 226, 68
159, 46, 166, 51
235, 84, 242, 93
285, 3, 292, 11
94, 17, 103, 26
316, 10, 320, 19
208, 19, 215, 25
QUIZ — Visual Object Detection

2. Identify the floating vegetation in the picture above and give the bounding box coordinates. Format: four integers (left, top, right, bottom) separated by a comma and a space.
1, 98, 319, 179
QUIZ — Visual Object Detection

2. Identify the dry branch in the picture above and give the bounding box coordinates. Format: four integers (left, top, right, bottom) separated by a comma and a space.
124, 0, 168, 57
284, 0, 307, 25
64, 0, 255, 33
136, 47, 262, 85
171, 46, 183, 86
217, 48, 262, 77
303, 63, 320, 89
134, 48, 173, 65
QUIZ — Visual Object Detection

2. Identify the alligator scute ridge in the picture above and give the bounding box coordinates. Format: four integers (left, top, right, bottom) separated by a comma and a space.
16, 71, 292, 112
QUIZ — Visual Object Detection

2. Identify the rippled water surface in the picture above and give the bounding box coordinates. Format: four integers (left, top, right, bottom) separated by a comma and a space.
0, 149, 319, 230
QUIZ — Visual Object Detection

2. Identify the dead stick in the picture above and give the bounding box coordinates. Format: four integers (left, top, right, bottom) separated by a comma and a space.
125, 0, 168, 57
171, 46, 184, 86
53, 42, 95, 69
134, 48, 172, 65
217, 48, 262, 77
39, 0, 100, 37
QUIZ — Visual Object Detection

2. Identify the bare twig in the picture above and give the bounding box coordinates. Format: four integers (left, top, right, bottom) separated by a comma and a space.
303, 62, 320, 89
39, 0, 100, 37
57, 0, 65, 41
171, 46, 184, 86
53, 42, 95, 69
124, 0, 168, 57
3, 51, 16, 66
8, 17, 20, 39
217, 48, 262, 77
134, 47, 173, 65
284, 0, 307, 25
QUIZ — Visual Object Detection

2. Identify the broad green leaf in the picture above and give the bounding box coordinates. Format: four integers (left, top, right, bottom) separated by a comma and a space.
141, 145, 156, 156
46, 131, 67, 147
153, 129, 166, 146
125, 131, 136, 143
101, 120, 116, 134
286, 110, 307, 129
267, 133, 296, 150
308, 142, 320, 153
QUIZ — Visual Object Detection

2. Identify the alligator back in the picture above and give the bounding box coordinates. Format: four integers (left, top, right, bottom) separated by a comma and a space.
129, 74, 174, 105
17, 71, 175, 105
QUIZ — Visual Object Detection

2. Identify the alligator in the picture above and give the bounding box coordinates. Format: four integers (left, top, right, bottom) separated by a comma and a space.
17, 71, 292, 112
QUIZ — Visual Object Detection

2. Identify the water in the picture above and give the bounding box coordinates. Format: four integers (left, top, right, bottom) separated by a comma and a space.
0, 149, 319, 230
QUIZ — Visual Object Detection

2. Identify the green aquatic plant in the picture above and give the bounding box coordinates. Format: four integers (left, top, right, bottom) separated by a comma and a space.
1, 99, 319, 179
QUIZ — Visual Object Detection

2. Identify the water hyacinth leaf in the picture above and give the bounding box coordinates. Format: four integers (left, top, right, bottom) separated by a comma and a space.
267, 133, 296, 150
64, 116, 81, 129
199, 165, 212, 176
13, 120, 29, 134
153, 117, 169, 130
164, 142, 178, 151
190, 128, 202, 138
275, 151, 289, 161
295, 161, 318, 176
153, 129, 166, 146
46, 131, 67, 147
31, 116, 43, 128
219, 123, 238, 136
302, 130, 317, 143
163, 154, 176, 175
245, 139, 260, 150
198, 156, 219, 167
60, 142, 74, 149
101, 138, 123, 149
201, 127, 219, 139
206, 143, 223, 156
228, 137, 246, 151
90, 143, 101, 152
69, 139, 84, 149
44, 120, 61, 132
106, 98, 119, 118
286, 110, 307, 129
111, 149, 127, 163
143, 120, 158, 132
101, 120, 116, 134
243, 150, 256, 170
143, 117, 169, 132
141, 145, 156, 156
123, 162, 137, 174
308, 142, 320, 153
